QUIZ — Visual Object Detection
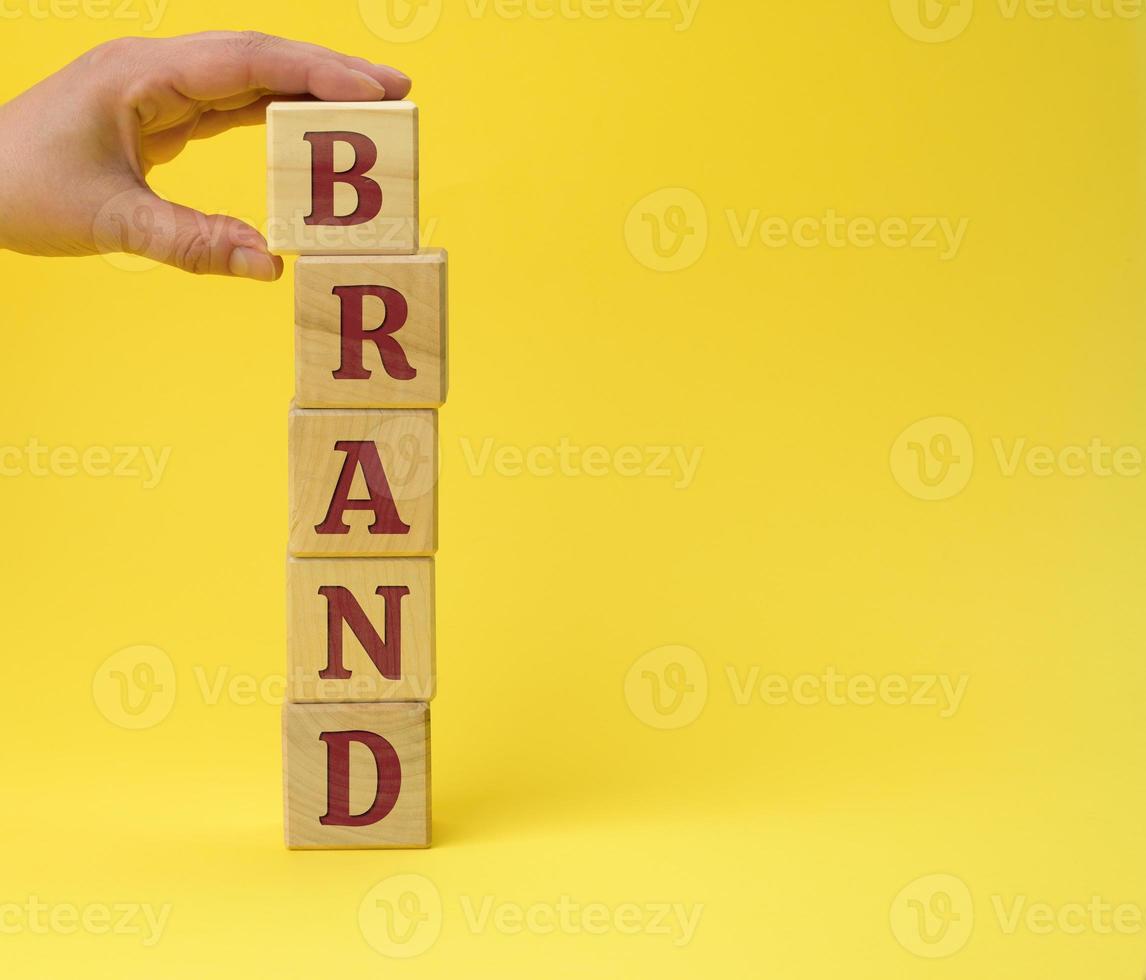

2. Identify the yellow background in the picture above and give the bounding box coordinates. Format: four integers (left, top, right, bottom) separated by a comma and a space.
1, 0, 1145, 976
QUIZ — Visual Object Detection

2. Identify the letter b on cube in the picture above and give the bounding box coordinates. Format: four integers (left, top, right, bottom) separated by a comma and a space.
267, 101, 418, 254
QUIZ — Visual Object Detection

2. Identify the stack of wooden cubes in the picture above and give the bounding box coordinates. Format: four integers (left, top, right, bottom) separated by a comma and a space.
268, 100, 444, 849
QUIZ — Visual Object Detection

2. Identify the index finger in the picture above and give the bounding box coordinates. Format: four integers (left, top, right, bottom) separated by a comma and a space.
149, 31, 412, 103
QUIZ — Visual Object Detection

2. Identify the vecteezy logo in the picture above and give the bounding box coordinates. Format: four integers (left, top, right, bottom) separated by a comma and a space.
624, 645, 708, 730
889, 416, 974, 501
376, 412, 438, 501
358, 0, 443, 42
92, 645, 177, 730
91, 188, 179, 273
624, 188, 709, 272
359, 874, 442, 958
889, 0, 974, 42
890, 874, 974, 958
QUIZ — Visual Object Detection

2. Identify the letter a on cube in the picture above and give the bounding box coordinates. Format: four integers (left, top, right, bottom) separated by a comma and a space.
267, 101, 418, 254
283, 702, 430, 848
289, 408, 437, 556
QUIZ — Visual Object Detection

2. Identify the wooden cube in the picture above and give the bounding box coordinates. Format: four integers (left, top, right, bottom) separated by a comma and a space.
283, 702, 430, 849
267, 101, 418, 254
287, 557, 434, 702
289, 408, 437, 557
295, 250, 447, 408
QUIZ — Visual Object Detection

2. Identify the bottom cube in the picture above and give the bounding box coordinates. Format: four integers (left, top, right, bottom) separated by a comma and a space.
283, 702, 430, 849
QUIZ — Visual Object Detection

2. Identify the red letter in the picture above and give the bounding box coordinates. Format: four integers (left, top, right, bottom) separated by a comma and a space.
314, 441, 412, 536
319, 730, 401, 827
331, 285, 415, 382
317, 585, 410, 680
302, 131, 383, 226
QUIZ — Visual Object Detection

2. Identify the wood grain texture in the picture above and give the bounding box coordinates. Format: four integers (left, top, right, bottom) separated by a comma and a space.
283, 702, 430, 849
287, 557, 435, 702
295, 250, 447, 408
267, 100, 418, 254
288, 407, 437, 557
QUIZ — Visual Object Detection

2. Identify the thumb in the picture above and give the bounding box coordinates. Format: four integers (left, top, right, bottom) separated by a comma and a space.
94, 186, 283, 282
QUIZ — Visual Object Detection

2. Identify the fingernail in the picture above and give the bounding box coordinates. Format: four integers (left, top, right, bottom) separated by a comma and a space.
347, 69, 386, 98
382, 66, 411, 84
229, 247, 280, 283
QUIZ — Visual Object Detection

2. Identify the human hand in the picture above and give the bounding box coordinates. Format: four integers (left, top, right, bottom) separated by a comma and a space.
0, 31, 412, 282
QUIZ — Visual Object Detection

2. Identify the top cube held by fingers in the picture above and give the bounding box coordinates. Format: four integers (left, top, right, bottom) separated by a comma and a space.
267, 101, 418, 254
